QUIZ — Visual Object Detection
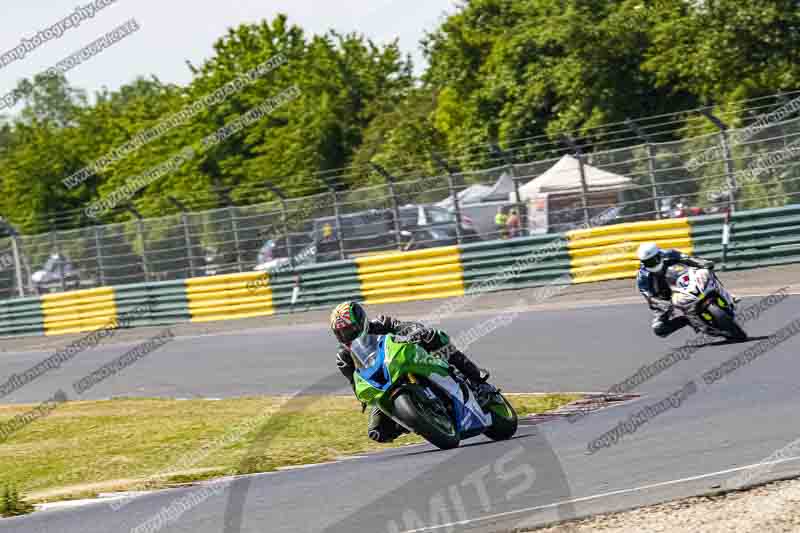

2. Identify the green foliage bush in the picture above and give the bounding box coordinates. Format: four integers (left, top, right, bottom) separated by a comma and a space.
1, 484, 35, 517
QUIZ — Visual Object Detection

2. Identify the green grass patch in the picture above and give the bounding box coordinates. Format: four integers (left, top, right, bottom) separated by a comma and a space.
1, 484, 35, 517
0, 393, 579, 504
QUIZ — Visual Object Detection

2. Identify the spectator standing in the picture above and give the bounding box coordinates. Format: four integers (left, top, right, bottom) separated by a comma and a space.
495, 207, 509, 239
507, 208, 521, 238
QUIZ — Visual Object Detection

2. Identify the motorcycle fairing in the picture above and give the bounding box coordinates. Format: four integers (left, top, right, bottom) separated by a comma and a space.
353, 334, 450, 404
427, 373, 492, 434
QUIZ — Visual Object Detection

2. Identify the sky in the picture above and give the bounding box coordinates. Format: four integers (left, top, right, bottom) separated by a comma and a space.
0, 0, 459, 106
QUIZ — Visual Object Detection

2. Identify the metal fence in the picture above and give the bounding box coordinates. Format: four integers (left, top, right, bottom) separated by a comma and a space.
2, 112, 800, 299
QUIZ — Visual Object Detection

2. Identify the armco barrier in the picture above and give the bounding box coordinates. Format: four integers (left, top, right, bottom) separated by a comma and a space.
113, 279, 191, 327
185, 271, 273, 323
690, 204, 800, 270
271, 259, 362, 313
566, 218, 693, 284
459, 234, 571, 292
42, 287, 118, 336
355, 246, 464, 305
0, 296, 44, 337
1, 206, 799, 338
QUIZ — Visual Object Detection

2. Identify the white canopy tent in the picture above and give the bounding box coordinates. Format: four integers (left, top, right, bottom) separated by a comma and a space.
437, 171, 516, 208
514, 155, 633, 201
436, 184, 493, 209
483, 171, 516, 201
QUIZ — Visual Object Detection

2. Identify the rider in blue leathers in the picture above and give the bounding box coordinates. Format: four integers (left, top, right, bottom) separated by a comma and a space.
636, 242, 716, 337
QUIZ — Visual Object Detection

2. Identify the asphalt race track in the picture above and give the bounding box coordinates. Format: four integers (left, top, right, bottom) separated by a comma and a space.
3, 291, 800, 532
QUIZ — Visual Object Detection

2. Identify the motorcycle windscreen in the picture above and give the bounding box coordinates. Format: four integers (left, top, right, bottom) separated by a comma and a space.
349, 334, 383, 370
670, 266, 714, 307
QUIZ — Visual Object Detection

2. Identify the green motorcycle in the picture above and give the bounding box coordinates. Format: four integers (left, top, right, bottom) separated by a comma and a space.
351, 333, 518, 450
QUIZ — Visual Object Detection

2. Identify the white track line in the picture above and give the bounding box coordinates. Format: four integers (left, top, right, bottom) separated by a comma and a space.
397, 455, 800, 532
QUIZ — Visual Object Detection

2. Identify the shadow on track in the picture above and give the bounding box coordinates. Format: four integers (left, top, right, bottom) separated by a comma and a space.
707, 335, 770, 346
220, 372, 575, 533
389, 432, 541, 459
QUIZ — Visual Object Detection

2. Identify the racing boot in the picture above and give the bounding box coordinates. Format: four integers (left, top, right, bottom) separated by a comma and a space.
448, 348, 498, 407
470, 373, 499, 409
367, 406, 408, 443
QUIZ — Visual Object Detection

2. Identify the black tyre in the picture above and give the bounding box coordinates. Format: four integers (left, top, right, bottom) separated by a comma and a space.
708, 303, 748, 341
393, 385, 460, 450
483, 393, 518, 441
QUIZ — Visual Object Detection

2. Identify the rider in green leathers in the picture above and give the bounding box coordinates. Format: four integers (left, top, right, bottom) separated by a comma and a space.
331, 301, 495, 443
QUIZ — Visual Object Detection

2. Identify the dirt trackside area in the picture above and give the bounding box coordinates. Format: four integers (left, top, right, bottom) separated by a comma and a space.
532, 476, 800, 533
1, 264, 796, 353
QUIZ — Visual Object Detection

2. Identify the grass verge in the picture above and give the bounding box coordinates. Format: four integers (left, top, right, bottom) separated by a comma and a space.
0, 393, 579, 505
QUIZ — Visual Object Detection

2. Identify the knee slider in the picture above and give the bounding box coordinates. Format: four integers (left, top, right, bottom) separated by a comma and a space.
368, 429, 392, 443
653, 323, 671, 337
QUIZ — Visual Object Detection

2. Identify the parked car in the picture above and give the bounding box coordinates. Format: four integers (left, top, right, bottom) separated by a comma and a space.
202, 246, 233, 276
253, 237, 316, 272
398, 205, 481, 242
31, 253, 80, 293
310, 205, 482, 262
312, 209, 394, 262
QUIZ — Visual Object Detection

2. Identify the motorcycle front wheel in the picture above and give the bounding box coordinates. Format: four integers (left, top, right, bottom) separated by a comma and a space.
393, 384, 460, 450
483, 393, 518, 441
707, 303, 748, 341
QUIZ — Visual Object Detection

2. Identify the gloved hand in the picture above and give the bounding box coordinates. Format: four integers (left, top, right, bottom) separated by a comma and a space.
336, 347, 352, 370
649, 298, 672, 313
337, 347, 366, 412
406, 325, 437, 345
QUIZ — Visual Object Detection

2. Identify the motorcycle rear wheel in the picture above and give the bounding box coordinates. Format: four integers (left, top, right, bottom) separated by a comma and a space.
393, 385, 460, 450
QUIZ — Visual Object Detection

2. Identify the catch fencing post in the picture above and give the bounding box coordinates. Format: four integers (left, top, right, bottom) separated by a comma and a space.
228, 207, 243, 272
701, 110, 738, 213
94, 226, 106, 286
1, 217, 25, 297
369, 162, 403, 250
564, 136, 591, 226
775, 92, 791, 161
52, 230, 68, 293
626, 119, 661, 219
47, 219, 68, 292
263, 181, 294, 269
431, 153, 463, 244
721, 209, 732, 270
168, 196, 196, 278
137, 221, 149, 282
10, 237, 24, 297
78, 210, 104, 287
136, 218, 150, 282
492, 143, 525, 234
320, 178, 346, 261
126, 204, 150, 282
510, 164, 527, 236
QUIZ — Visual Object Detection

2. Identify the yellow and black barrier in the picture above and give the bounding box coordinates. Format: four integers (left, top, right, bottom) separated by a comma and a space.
42, 287, 118, 336
185, 271, 273, 323
5, 206, 800, 338
355, 246, 465, 305
566, 218, 693, 284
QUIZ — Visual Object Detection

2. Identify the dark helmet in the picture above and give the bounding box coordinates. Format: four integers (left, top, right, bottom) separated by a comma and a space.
330, 301, 368, 346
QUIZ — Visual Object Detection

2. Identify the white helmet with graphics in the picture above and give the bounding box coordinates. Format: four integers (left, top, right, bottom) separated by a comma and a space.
637, 242, 664, 273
